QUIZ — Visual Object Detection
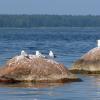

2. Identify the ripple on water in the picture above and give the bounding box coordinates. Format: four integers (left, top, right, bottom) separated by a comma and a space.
0, 27, 100, 100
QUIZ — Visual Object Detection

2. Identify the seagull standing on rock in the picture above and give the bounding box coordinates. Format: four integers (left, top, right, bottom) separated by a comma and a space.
21, 50, 28, 57
16, 50, 29, 61
21, 50, 29, 59
49, 51, 55, 58
97, 40, 100, 47
36, 51, 45, 58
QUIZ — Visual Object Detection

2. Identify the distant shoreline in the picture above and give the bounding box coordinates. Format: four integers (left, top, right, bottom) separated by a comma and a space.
0, 15, 100, 27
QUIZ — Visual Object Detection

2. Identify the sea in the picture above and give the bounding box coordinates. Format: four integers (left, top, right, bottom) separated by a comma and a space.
0, 27, 100, 100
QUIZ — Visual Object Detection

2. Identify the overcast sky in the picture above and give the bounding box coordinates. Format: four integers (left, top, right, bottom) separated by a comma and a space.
0, 0, 100, 15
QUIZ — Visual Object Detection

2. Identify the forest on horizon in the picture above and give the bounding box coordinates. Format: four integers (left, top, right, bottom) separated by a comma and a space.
0, 15, 100, 27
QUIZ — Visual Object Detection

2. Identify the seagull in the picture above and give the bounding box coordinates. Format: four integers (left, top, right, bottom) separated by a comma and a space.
21, 50, 29, 58
35, 51, 45, 58
16, 50, 29, 61
97, 40, 100, 47
49, 51, 55, 58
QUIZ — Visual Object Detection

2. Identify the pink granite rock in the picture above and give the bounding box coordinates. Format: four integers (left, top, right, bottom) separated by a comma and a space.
71, 47, 100, 74
0, 55, 80, 83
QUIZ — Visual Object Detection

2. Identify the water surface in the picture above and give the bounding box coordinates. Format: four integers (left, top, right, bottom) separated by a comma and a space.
0, 27, 100, 100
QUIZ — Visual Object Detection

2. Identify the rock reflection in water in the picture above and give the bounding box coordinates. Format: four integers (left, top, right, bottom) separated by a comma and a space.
0, 82, 65, 88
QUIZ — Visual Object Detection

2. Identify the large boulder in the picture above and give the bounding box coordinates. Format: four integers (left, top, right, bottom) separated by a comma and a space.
0, 55, 80, 83
71, 47, 100, 74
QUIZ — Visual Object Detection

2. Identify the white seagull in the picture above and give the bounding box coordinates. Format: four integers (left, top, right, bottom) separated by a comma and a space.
16, 50, 28, 61
49, 51, 55, 58
97, 40, 100, 47
21, 50, 28, 57
35, 51, 45, 58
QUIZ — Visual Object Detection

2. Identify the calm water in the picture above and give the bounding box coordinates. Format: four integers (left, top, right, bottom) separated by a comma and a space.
0, 27, 100, 100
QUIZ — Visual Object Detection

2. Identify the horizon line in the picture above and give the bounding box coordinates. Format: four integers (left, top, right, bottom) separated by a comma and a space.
0, 14, 100, 16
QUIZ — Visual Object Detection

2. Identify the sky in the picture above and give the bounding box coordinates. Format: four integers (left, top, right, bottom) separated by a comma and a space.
0, 0, 100, 15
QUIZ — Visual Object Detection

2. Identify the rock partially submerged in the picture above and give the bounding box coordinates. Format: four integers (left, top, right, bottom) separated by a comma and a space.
0, 55, 80, 83
71, 47, 100, 74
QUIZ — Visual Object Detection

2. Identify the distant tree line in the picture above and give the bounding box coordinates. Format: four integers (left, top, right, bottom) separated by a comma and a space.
0, 15, 100, 27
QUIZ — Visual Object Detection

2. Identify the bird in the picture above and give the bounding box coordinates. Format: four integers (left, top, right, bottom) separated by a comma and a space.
35, 51, 45, 58
21, 50, 29, 58
49, 51, 55, 58
97, 40, 100, 47
16, 50, 28, 61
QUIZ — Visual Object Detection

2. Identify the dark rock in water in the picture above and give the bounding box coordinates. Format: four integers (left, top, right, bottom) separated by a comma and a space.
0, 55, 80, 83
70, 47, 100, 74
